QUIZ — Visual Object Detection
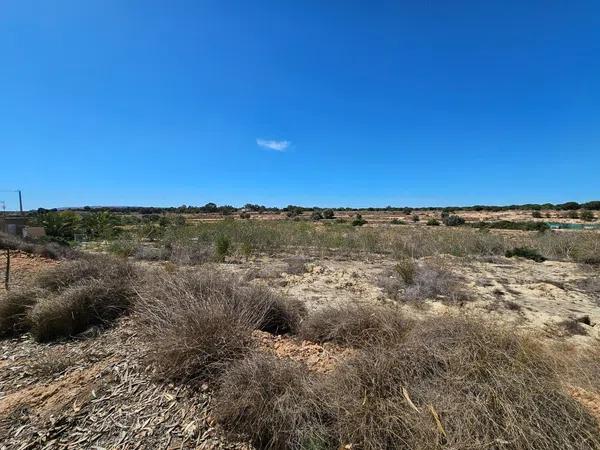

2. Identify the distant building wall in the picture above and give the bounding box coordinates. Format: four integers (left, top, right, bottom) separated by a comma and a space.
23, 226, 46, 239
0, 217, 26, 236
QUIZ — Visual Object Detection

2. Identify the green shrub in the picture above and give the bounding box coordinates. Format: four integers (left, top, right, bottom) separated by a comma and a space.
351, 214, 367, 226
215, 235, 231, 261
580, 210, 595, 221
310, 210, 323, 221
443, 215, 465, 226
411, 214, 420, 222
532, 210, 542, 218
506, 247, 546, 262
426, 218, 440, 226
390, 218, 406, 225
323, 209, 335, 220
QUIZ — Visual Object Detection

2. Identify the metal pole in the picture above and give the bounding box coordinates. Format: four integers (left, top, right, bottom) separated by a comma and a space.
4, 249, 10, 291
18, 190, 23, 215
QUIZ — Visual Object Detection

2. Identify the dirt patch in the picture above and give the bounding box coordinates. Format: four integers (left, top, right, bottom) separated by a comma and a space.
0, 357, 111, 419
569, 386, 600, 427
254, 330, 352, 373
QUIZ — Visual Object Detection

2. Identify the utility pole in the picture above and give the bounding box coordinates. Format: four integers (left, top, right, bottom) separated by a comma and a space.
18, 190, 23, 215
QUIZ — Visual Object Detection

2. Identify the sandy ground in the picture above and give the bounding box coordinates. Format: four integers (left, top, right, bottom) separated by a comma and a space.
1, 251, 599, 448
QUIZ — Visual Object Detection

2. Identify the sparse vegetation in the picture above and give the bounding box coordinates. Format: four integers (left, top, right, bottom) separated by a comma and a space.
0, 288, 43, 337
442, 214, 465, 226
351, 214, 367, 226
426, 218, 440, 226
299, 304, 409, 347
214, 316, 600, 450
506, 246, 546, 262
134, 271, 304, 383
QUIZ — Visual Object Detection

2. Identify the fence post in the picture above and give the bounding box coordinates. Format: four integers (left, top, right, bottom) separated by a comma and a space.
4, 249, 10, 291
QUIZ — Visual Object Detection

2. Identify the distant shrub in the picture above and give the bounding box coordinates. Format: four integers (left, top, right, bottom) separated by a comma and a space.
403, 259, 467, 302
239, 212, 251, 219
505, 247, 546, 262
215, 235, 231, 261
532, 210, 542, 218
566, 210, 579, 219
310, 210, 323, 221
443, 215, 465, 226
580, 210, 595, 221
426, 218, 440, 226
390, 218, 406, 225
352, 214, 367, 226
323, 209, 335, 220
473, 220, 549, 232
411, 214, 420, 222
36, 255, 133, 292
395, 257, 416, 285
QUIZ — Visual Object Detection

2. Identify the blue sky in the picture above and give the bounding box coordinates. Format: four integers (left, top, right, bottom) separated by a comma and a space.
1, 1, 599, 209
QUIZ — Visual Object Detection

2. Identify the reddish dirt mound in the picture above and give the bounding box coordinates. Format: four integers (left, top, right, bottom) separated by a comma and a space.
254, 330, 353, 373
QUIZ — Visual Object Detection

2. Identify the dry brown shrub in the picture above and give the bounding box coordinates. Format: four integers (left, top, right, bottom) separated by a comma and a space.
322, 316, 600, 450
403, 259, 468, 303
299, 303, 409, 348
135, 270, 305, 383
213, 353, 330, 450
30, 278, 134, 342
0, 288, 44, 337
35, 254, 133, 292
214, 316, 600, 450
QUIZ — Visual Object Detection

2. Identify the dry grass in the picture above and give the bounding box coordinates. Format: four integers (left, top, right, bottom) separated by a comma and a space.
379, 258, 469, 303
134, 270, 305, 383
403, 259, 468, 303
35, 254, 134, 292
0, 231, 78, 259
214, 315, 600, 450
299, 303, 409, 348
1, 254, 136, 341
30, 279, 134, 342
214, 353, 330, 450
0, 288, 44, 337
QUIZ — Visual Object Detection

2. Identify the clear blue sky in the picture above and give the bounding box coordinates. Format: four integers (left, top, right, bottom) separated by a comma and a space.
1, 1, 599, 210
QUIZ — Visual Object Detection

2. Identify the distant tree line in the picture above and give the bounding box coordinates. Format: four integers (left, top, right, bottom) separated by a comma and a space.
26, 200, 600, 216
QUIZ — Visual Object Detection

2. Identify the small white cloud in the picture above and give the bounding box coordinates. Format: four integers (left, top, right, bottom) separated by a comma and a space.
256, 138, 290, 152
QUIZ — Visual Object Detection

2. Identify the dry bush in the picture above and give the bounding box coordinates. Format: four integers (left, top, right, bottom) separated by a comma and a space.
0, 232, 78, 259
30, 279, 134, 342
214, 316, 600, 450
556, 318, 589, 336
299, 304, 409, 348
403, 259, 468, 303
135, 271, 305, 383
535, 231, 600, 264
168, 242, 213, 265
214, 353, 330, 450
577, 276, 600, 305
322, 316, 600, 450
0, 288, 44, 337
35, 254, 133, 292
284, 256, 311, 275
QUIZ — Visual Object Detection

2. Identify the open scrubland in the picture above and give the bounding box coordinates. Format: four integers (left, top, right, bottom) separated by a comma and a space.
1, 217, 600, 449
